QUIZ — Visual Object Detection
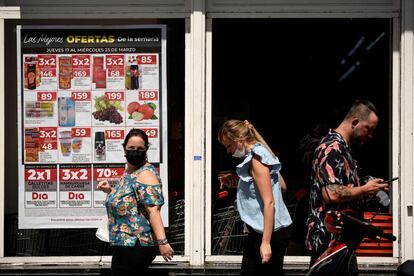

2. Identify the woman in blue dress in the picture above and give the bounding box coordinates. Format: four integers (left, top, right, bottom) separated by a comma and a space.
218, 119, 292, 276
98, 128, 174, 275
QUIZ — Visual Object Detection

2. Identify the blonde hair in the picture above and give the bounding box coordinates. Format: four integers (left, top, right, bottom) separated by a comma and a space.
218, 119, 276, 158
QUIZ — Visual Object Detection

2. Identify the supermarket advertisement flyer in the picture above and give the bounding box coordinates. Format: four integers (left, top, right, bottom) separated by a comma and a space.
17, 25, 168, 229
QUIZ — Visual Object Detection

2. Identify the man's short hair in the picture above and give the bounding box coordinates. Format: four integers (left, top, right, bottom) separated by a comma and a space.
344, 100, 378, 121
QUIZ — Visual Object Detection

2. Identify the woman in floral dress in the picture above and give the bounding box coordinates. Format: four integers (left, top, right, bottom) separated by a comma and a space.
98, 128, 173, 275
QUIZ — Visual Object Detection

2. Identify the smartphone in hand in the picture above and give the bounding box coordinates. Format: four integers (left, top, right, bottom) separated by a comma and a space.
381, 177, 399, 184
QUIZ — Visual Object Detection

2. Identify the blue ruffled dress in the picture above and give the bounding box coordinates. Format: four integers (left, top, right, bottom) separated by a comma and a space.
236, 143, 292, 233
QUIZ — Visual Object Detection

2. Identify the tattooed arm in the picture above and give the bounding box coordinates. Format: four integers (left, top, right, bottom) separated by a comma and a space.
318, 145, 388, 204
322, 180, 389, 204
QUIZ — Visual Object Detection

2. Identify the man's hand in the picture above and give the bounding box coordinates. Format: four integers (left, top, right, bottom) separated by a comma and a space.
362, 178, 389, 196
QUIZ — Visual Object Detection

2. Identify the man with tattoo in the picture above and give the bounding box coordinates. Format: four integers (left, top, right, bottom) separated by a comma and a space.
305, 100, 389, 270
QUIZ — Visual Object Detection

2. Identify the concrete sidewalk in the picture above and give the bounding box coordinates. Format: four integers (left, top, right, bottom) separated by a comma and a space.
0, 263, 400, 275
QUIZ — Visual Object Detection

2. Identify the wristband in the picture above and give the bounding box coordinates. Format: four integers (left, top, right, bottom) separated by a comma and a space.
156, 238, 169, 245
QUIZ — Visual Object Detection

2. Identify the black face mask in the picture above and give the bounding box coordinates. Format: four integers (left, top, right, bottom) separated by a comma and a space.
125, 150, 147, 167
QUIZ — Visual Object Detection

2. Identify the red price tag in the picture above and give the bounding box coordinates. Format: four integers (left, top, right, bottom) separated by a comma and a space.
40, 141, 57, 150
106, 55, 124, 77
39, 127, 57, 150
73, 69, 89, 78
72, 55, 90, 67
105, 92, 124, 101
38, 55, 57, 67
39, 127, 58, 140
38, 55, 57, 77
71, 92, 91, 101
72, 55, 91, 78
138, 90, 158, 101
94, 167, 124, 179
40, 70, 54, 77
107, 68, 124, 77
37, 92, 57, 101
60, 168, 91, 181
137, 54, 157, 65
106, 55, 124, 67
141, 128, 158, 138
25, 168, 57, 181
105, 129, 124, 140
72, 128, 91, 138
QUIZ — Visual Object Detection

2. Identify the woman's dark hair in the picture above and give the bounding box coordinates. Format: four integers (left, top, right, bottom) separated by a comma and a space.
123, 128, 149, 150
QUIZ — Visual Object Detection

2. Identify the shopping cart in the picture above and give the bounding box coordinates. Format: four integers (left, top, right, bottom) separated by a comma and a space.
212, 200, 248, 255
167, 198, 185, 255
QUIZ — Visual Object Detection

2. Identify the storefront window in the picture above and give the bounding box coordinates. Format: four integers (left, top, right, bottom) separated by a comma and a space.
4, 19, 185, 256
211, 18, 392, 256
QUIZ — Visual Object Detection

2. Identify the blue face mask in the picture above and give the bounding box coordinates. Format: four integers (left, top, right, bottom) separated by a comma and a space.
125, 149, 147, 167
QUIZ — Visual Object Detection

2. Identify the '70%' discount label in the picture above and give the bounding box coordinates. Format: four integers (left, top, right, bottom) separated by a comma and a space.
93, 164, 125, 208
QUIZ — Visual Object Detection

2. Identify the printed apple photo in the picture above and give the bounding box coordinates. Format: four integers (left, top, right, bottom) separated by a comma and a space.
126, 100, 159, 125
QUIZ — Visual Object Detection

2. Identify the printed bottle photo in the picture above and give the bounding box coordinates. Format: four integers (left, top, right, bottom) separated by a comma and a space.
94, 131, 106, 161
58, 97, 76, 127
130, 65, 139, 90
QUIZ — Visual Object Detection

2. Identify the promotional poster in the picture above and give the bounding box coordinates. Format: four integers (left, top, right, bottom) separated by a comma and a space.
17, 25, 168, 228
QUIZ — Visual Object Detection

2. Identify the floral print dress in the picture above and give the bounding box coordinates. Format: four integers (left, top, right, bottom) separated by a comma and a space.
305, 129, 362, 252
106, 164, 164, 247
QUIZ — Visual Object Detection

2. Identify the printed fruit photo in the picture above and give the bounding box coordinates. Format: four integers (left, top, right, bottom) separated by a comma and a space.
127, 101, 141, 115
131, 111, 144, 121
128, 101, 158, 121
138, 104, 155, 119
92, 95, 124, 124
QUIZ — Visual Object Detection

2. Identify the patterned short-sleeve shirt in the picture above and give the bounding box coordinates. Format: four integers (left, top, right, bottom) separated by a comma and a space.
305, 129, 361, 252
106, 164, 164, 247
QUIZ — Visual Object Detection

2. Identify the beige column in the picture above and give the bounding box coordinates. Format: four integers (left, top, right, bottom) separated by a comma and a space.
185, 0, 206, 266
400, 0, 414, 262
